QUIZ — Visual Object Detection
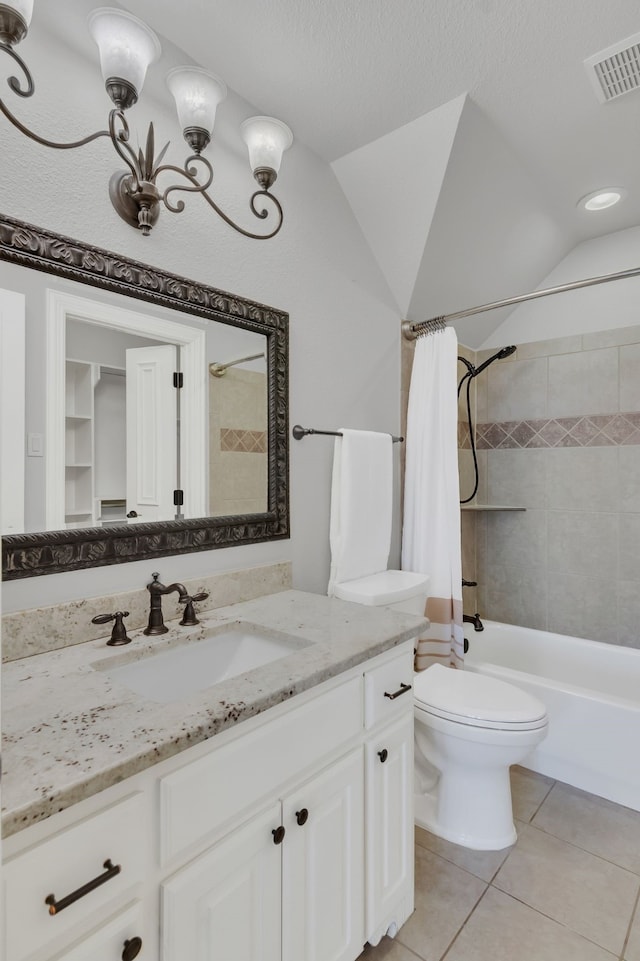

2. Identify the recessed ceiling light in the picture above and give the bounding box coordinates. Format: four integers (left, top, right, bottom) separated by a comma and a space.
578, 188, 626, 211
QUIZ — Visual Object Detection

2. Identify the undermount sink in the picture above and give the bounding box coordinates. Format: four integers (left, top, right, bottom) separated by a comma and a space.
96, 624, 312, 704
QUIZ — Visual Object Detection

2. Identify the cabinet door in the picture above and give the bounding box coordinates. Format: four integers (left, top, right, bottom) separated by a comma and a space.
162, 802, 281, 961
282, 748, 364, 961
365, 714, 414, 944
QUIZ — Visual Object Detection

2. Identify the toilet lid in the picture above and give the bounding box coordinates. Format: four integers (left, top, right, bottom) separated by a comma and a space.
414, 664, 547, 730
333, 570, 430, 606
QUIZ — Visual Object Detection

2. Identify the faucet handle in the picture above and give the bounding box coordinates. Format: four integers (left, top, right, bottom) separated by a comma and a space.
179, 592, 209, 626
91, 611, 131, 646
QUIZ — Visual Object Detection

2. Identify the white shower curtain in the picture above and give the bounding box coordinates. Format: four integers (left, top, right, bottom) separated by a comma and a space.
402, 326, 464, 670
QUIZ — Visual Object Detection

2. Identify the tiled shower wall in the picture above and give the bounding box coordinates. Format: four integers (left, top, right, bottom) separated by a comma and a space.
471, 325, 640, 647
401, 324, 640, 648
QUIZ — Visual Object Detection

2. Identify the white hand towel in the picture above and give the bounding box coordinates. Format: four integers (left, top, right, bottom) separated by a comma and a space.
328, 429, 393, 595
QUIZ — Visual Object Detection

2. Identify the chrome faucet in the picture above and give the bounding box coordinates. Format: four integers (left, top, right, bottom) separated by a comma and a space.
144, 572, 190, 635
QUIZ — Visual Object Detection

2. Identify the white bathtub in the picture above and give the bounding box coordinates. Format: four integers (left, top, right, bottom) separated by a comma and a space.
464, 620, 640, 812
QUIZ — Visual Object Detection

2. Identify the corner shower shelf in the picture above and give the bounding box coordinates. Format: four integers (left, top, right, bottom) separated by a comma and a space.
461, 505, 526, 511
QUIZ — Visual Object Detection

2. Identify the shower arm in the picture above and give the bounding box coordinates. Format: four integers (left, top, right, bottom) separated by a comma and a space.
402, 264, 640, 339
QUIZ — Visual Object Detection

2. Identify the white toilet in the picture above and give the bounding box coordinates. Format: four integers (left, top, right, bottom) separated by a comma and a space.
332, 571, 549, 851
414, 664, 548, 849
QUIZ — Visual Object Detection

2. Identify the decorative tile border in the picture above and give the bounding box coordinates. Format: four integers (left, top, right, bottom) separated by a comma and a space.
474, 412, 640, 449
220, 429, 268, 453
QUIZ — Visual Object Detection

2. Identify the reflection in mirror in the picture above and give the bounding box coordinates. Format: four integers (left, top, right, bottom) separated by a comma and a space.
64, 319, 179, 529
208, 350, 267, 516
0, 215, 288, 579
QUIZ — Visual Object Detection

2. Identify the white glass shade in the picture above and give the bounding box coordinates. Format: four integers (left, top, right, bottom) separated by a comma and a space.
166, 67, 227, 137
7, 0, 33, 26
88, 8, 161, 96
241, 116, 293, 176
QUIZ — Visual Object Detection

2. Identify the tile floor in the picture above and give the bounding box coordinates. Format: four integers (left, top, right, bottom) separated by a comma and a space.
359, 767, 640, 961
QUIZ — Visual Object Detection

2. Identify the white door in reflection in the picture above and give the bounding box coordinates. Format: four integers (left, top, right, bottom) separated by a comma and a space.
126, 344, 178, 523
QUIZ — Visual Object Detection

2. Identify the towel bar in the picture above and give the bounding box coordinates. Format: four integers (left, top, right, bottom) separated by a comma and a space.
292, 424, 403, 443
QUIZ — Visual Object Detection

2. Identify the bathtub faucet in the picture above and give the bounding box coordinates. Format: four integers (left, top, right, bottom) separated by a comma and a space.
463, 612, 484, 632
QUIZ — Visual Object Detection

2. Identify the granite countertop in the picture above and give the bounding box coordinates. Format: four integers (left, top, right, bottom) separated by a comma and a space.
2, 589, 427, 838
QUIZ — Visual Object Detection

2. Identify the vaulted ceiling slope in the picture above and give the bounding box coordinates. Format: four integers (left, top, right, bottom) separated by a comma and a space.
332, 95, 573, 346
122, 0, 640, 345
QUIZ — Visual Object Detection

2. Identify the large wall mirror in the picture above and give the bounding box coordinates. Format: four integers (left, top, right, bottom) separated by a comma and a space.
0, 214, 289, 579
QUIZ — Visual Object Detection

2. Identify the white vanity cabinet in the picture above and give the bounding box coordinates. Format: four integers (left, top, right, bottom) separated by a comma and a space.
281, 748, 364, 961
163, 749, 364, 961
49, 902, 144, 961
3, 793, 150, 961
363, 648, 415, 946
3, 640, 415, 961
162, 803, 283, 961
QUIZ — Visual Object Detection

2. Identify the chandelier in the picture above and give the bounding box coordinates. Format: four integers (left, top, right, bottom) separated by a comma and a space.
0, 2, 294, 238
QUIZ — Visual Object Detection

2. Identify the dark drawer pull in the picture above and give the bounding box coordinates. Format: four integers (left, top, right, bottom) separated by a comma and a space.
45, 859, 121, 916
272, 826, 286, 845
378, 749, 388, 763
295, 808, 309, 826
384, 682, 412, 700
122, 937, 143, 961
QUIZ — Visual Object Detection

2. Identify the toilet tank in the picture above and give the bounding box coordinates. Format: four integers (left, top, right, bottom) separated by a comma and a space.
333, 570, 430, 615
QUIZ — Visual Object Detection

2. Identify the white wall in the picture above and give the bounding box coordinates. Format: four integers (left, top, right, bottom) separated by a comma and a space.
480, 226, 640, 348
1, 3, 401, 612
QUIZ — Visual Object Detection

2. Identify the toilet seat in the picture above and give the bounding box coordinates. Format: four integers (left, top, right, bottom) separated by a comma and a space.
414, 664, 547, 732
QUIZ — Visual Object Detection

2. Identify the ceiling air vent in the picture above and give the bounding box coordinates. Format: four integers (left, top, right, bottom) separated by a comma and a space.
585, 33, 640, 103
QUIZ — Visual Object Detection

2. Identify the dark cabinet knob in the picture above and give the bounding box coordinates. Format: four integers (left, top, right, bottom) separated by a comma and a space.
272, 825, 286, 845
122, 936, 143, 961
378, 749, 388, 763
295, 808, 309, 826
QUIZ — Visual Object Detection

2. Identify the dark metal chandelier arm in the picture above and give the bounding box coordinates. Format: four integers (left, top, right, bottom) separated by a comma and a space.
205, 186, 283, 240
155, 154, 215, 213
1, 41, 33, 96
155, 154, 284, 239
108, 109, 143, 190
0, 43, 109, 149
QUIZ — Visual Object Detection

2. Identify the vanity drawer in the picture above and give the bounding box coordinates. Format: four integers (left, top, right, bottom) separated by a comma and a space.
50, 901, 144, 961
364, 645, 415, 728
4, 793, 147, 961
160, 674, 363, 864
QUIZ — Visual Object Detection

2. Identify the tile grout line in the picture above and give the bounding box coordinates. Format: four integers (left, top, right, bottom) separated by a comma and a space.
487, 887, 621, 958
435, 882, 492, 961
526, 776, 556, 823
522, 816, 640, 877
618, 879, 640, 961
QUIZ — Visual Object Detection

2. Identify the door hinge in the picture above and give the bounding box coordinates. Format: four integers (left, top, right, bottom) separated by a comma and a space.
173, 489, 184, 506
173, 372, 183, 389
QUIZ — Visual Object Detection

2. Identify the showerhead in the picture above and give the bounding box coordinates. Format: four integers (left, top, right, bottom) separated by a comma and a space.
496, 345, 517, 359
473, 345, 517, 376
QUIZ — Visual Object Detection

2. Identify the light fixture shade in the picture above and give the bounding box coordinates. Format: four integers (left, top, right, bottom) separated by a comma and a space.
88, 8, 161, 98
241, 116, 293, 179
6, 0, 33, 26
166, 67, 227, 139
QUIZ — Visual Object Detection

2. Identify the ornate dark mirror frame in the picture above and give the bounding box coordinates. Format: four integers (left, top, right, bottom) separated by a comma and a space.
0, 214, 289, 580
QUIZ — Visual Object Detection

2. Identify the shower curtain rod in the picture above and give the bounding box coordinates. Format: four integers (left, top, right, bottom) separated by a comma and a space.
209, 352, 265, 376
401, 264, 640, 340
292, 424, 404, 443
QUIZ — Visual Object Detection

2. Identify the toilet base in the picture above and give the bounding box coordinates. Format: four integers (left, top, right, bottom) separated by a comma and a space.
414, 791, 517, 851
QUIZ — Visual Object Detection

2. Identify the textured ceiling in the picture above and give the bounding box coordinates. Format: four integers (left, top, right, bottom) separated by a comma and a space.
125, 0, 640, 243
